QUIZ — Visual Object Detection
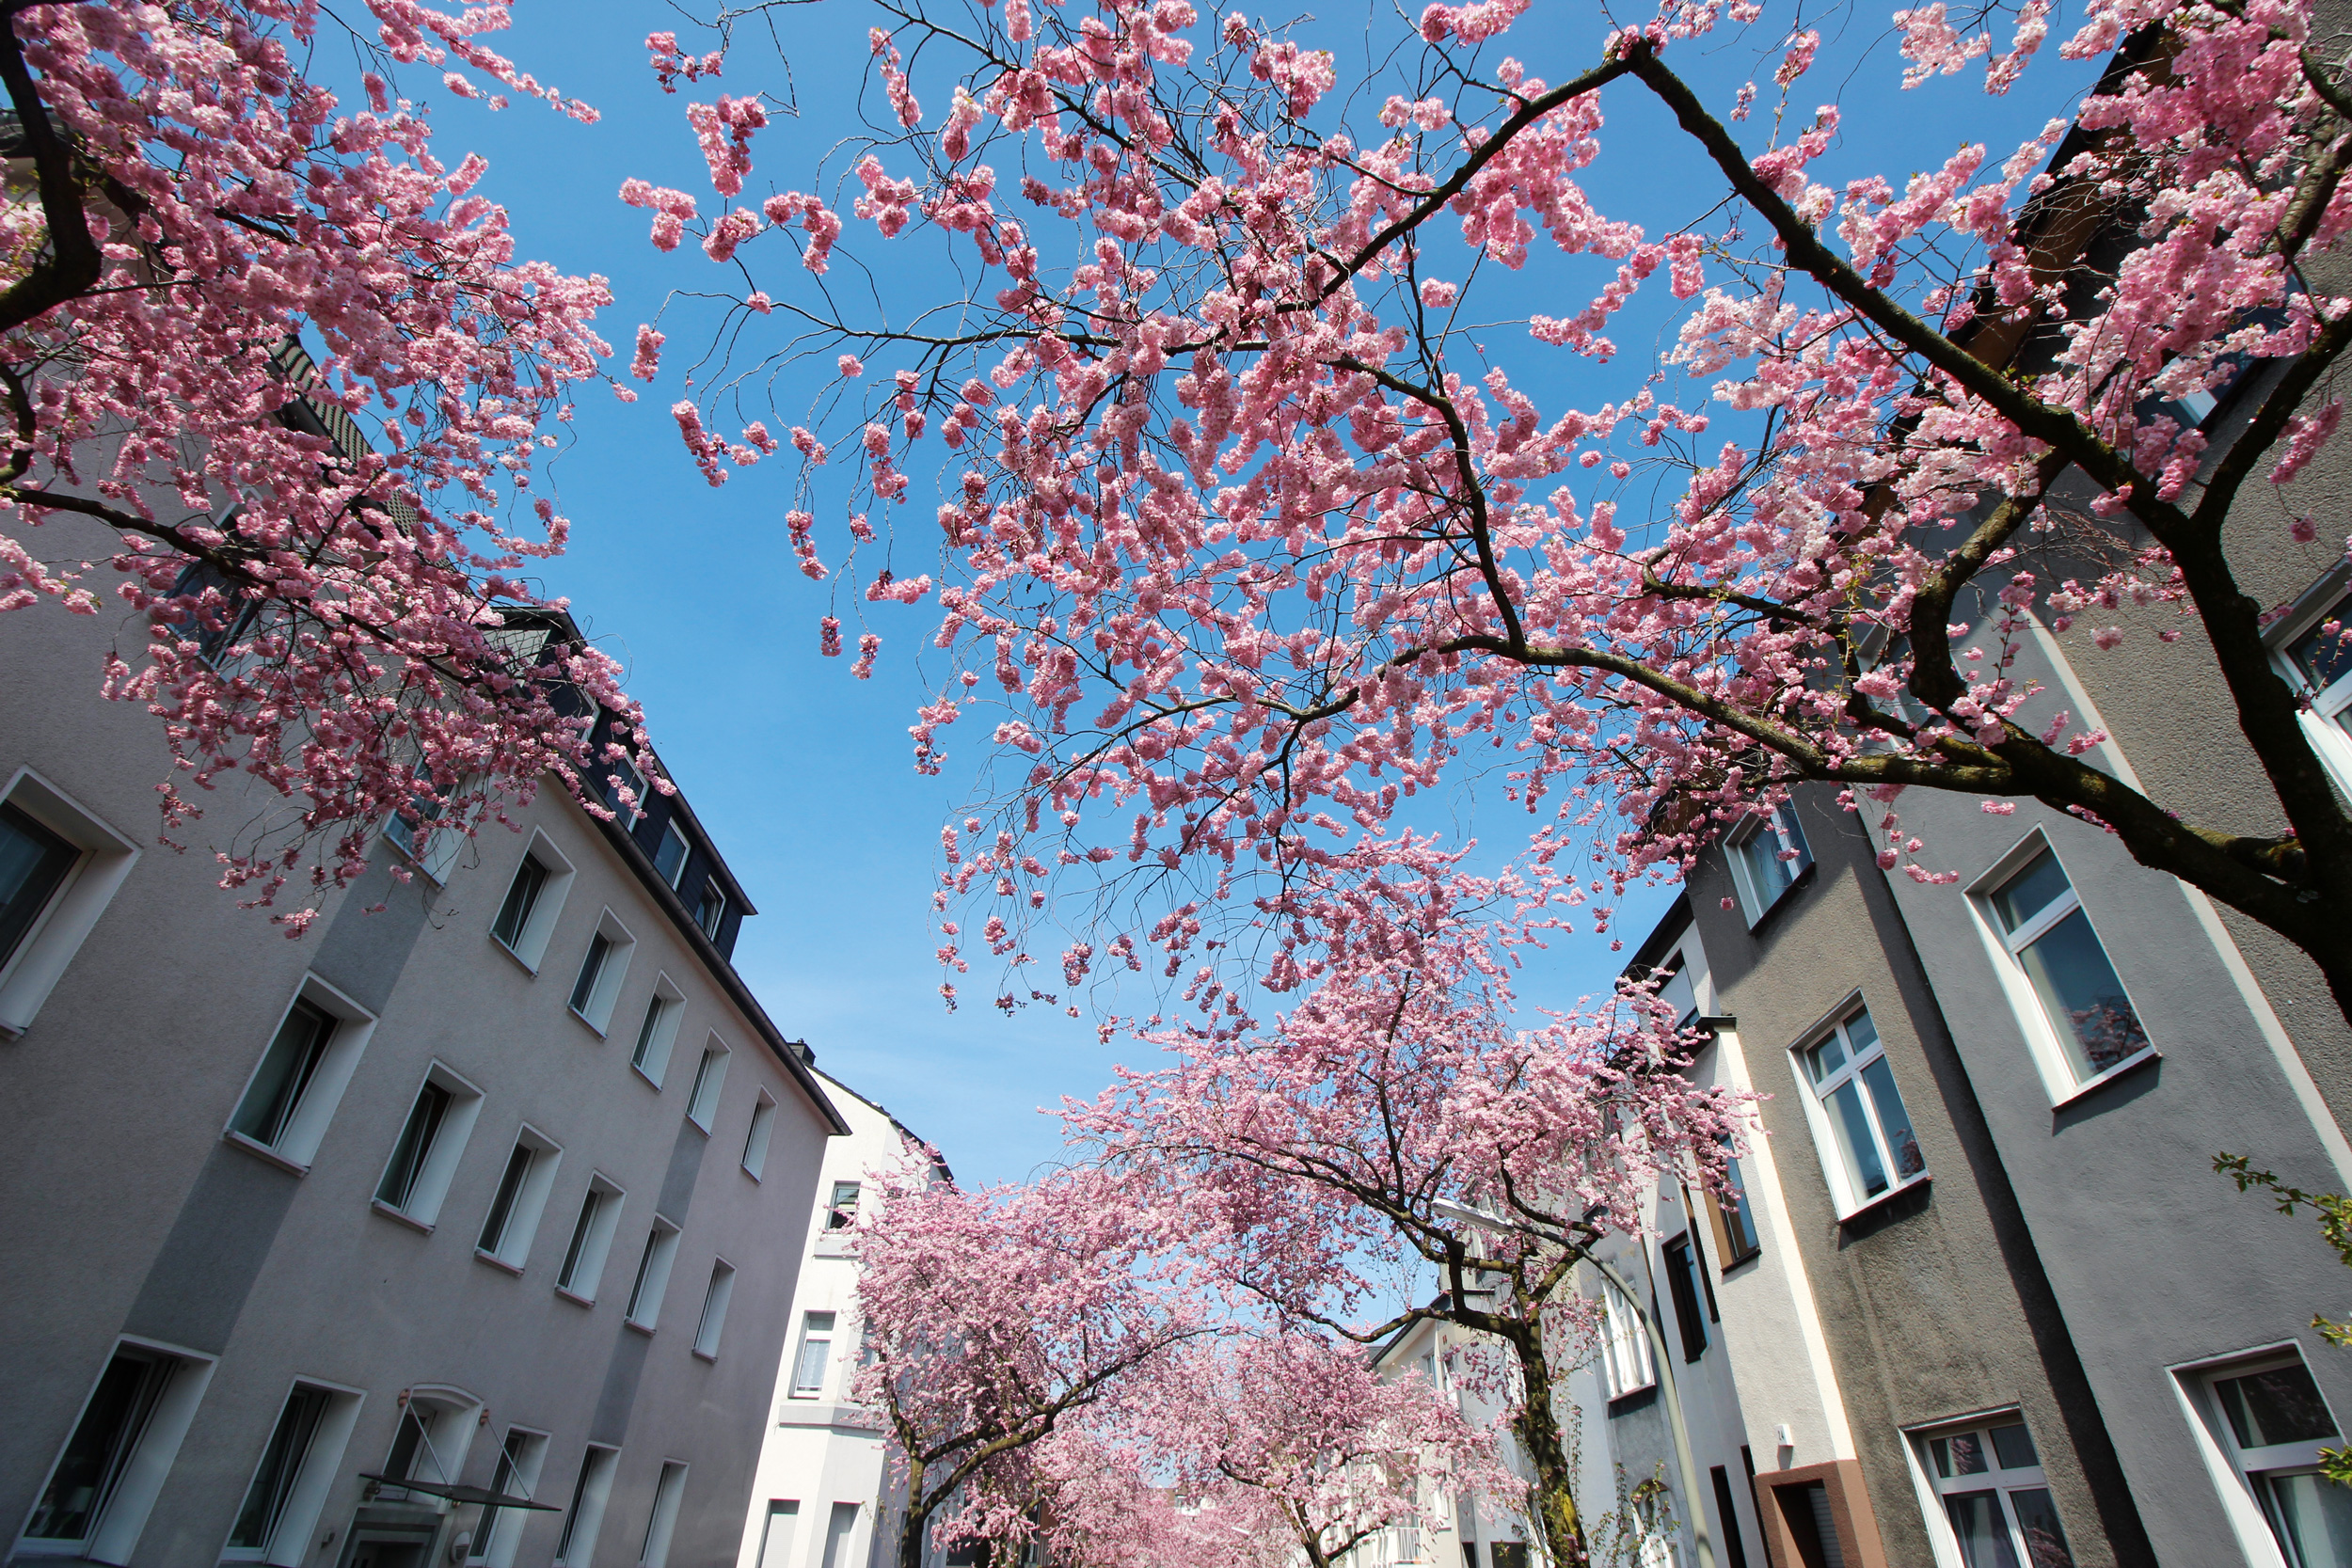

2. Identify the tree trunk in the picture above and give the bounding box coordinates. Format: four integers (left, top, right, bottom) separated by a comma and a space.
898, 1462, 933, 1568
1502, 1325, 1590, 1568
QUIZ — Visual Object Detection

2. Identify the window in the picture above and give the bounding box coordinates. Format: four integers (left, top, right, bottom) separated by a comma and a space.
1914, 1416, 2074, 1568
640, 1461, 689, 1568
629, 977, 686, 1085
1705, 1149, 1763, 1268
475, 1129, 562, 1272
1725, 804, 1812, 925
381, 760, 464, 884
23, 1341, 217, 1560
602, 753, 648, 832
2201, 1356, 2352, 1568
1662, 1234, 1708, 1363
0, 770, 138, 1037
381, 1388, 481, 1494
1796, 1005, 1926, 1217
756, 1501, 801, 1568
654, 820, 691, 887
1596, 1277, 1654, 1400
2272, 581, 2352, 798
623, 1216, 683, 1329
168, 542, 262, 665
693, 1259, 738, 1358
564, 911, 636, 1033
819, 1501, 862, 1568
826, 1181, 864, 1231
224, 978, 377, 1172
791, 1311, 837, 1398
222, 1380, 362, 1566
1710, 1466, 1753, 1568
686, 1037, 731, 1130
487, 832, 574, 971
373, 1063, 485, 1227
1984, 846, 2151, 1089
469, 1426, 548, 1568
696, 878, 727, 941
555, 1176, 625, 1302
1655, 959, 1699, 1029
552, 1445, 619, 1568
742, 1095, 778, 1180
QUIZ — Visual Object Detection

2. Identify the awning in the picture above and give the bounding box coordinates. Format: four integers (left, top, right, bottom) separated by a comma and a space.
358, 1474, 560, 1511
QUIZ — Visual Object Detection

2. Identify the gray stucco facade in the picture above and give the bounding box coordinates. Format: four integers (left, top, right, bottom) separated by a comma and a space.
0, 536, 848, 1568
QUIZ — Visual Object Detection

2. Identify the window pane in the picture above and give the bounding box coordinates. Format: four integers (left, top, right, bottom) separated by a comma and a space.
569, 935, 611, 1014
1992, 851, 2074, 934
2217, 1364, 2341, 1449
1738, 832, 1794, 908
1947, 1432, 1990, 1476
491, 857, 547, 948
479, 1145, 534, 1254
1844, 1008, 1881, 1055
26, 1352, 174, 1541
230, 1386, 330, 1548
655, 824, 689, 886
1720, 1160, 1760, 1258
1825, 1081, 1888, 1197
0, 801, 79, 970
558, 1191, 602, 1291
2267, 1470, 2352, 1568
2289, 600, 2352, 695
1804, 1035, 1846, 1085
377, 1082, 453, 1209
231, 999, 336, 1148
2017, 911, 2149, 1079
632, 998, 670, 1069
1988, 1424, 2039, 1470
1943, 1491, 2022, 1568
1859, 1057, 1926, 1180
828, 1183, 863, 1230
2006, 1489, 2074, 1568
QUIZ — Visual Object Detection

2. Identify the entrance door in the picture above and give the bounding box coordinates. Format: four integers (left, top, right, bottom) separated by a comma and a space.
351, 1540, 428, 1568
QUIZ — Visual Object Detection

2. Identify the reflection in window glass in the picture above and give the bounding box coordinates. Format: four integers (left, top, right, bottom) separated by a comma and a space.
1801, 1006, 1925, 1211
2207, 1359, 2348, 1568
1917, 1417, 2073, 1568
1988, 849, 2150, 1084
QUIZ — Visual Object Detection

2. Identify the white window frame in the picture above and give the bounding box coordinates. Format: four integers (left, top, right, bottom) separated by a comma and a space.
554, 1173, 627, 1306
380, 1385, 484, 1499
602, 753, 648, 832
2173, 1346, 2350, 1568
790, 1311, 837, 1399
1724, 803, 1813, 927
1789, 1000, 1929, 1221
222, 974, 379, 1175
488, 830, 574, 973
741, 1093, 778, 1180
696, 878, 728, 942
1965, 831, 2156, 1106
552, 1444, 620, 1568
623, 1215, 683, 1331
469, 1424, 550, 1568
692, 1258, 739, 1360
15, 1336, 219, 1562
1594, 1274, 1655, 1401
0, 768, 140, 1038
380, 760, 466, 885
628, 974, 686, 1087
371, 1061, 485, 1231
2267, 567, 2352, 800
218, 1377, 365, 1567
825, 1180, 864, 1232
641, 1461, 690, 1568
1905, 1410, 2074, 1568
564, 909, 636, 1035
686, 1035, 731, 1131
474, 1126, 563, 1274
755, 1500, 801, 1568
655, 820, 691, 889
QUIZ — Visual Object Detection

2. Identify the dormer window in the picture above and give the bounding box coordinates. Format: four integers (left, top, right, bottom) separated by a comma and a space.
696, 879, 726, 941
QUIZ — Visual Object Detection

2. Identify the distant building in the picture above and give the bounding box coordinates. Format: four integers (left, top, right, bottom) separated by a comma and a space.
0, 562, 850, 1568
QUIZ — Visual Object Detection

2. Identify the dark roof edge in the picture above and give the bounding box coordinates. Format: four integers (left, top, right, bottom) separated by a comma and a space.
1623, 891, 1695, 980
580, 800, 849, 1136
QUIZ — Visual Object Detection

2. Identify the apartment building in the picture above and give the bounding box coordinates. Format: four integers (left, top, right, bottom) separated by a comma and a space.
0, 550, 850, 1568
737, 1074, 947, 1568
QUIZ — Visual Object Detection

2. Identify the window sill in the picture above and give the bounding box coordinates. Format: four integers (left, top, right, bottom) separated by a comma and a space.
1834, 1173, 1930, 1227
1605, 1383, 1660, 1417
631, 1062, 664, 1092
382, 833, 451, 888
554, 1286, 596, 1309
741, 1164, 763, 1183
2050, 1048, 2161, 1110
624, 1319, 656, 1337
568, 1006, 609, 1039
474, 1248, 525, 1277
222, 1129, 310, 1176
685, 1115, 712, 1137
490, 936, 540, 977
691, 1347, 719, 1363
371, 1199, 435, 1234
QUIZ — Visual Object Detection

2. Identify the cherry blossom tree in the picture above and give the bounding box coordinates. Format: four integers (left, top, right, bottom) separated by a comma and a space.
851, 1160, 1215, 1568
1, 0, 631, 922
631, 0, 2352, 1020
1061, 898, 1751, 1568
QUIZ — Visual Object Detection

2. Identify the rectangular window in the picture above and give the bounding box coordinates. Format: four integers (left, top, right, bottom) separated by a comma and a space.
373, 1064, 485, 1227
552, 1444, 619, 1568
819, 1501, 861, 1568
24, 1342, 217, 1560
1662, 1234, 1708, 1363
1726, 804, 1812, 925
1985, 846, 2151, 1087
791, 1311, 837, 1398
2273, 583, 2352, 799
655, 820, 691, 888
696, 879, 727, 941
487, 832, 574, 971
0, 771, 138, 1037
2199, 1355, 2351, 1568
555, 1176, 625, 1302
826, 1181, 864, 1231
227, 1385, 331, 1555
568, 934, 612, 1015
640, 1461, 689, 1568
1596, 1279, 1654, 1400
1913, 1414, 2074, 1568
383, 1392, 481, 1490
475, 1129, 562, 1271
469, 1427, 548, 1568
492, 855, 548, 952
1706, 1152, 1763, 1268
693, 1259, 738, 1358
603, 754, 647, 832
756, 1501, 801, 1568
630, 979, 685, 1085
624, 1217, 683, 1328
230, 999, 336, 1152
742, 1095, 778, 1180
563, 911, 636, 1034
686, 1038, 730, 1130
1709, 1466, 1752, 1568
1797, 1005, 1926, 1217
0, 800, 81, 976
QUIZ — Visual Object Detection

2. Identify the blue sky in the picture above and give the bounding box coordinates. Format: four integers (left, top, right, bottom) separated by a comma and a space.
415, 1, 2106, 1186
